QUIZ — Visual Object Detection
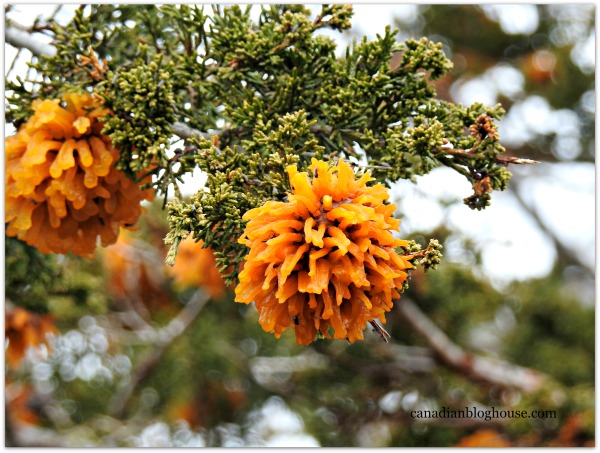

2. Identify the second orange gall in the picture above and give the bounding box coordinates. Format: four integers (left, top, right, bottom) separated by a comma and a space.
5, 92, 154, 258
235, 158, 413, 345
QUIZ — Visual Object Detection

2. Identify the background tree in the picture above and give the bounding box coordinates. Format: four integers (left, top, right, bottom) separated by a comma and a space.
4, 4, 594, 447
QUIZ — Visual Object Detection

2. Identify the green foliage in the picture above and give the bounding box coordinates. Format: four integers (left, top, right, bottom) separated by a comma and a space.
150, 5, 513, 274
4, 4, 518, 277
101, 56, 176, 178
5, 235, 61, 313
503, 274, 594, 386
5, 235, 109, 317
165, 110, 324, 283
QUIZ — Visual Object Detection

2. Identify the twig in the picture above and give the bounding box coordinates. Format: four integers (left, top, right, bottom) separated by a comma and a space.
5, 24, 56, 57
110, 289, 210, 418
434, 146, 540, 167
172, 121, 211, 140
396, 298, 547, 393
369, 319, 391, 343
496, 156, 540, 165
6, 47, 23, 79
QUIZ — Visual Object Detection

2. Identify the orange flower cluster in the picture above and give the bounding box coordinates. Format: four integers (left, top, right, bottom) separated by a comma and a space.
235, 158, 413, 345
5, 305, 57, 367
5, 92, 154, 258
103, 231, 174, 312
168, 237, 228, 299
103, 233, 227, 313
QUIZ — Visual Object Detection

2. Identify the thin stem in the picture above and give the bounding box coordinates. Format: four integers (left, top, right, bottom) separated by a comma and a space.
369, 319, 391, 343
6, 47, 23, 78
172, 121, 211, 140
396, 297, 548, 393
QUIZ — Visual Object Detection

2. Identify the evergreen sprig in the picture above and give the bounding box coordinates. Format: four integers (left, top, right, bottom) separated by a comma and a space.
5, 4, 523, 277
100, 56, 176, 179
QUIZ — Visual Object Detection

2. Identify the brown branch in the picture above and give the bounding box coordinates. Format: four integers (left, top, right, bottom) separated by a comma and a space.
496, 156, 540, 165
369, 319, 391, 343
434, 145, 540, 166
396, 298, 548, 393
110, 290, 210, 418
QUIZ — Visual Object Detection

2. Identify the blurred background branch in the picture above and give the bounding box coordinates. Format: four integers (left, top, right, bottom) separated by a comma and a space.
396, 298, 548, 393
110, 290, 210, 418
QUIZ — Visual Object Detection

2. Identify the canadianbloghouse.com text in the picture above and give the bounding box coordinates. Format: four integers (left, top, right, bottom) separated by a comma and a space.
410, 407, 557, 422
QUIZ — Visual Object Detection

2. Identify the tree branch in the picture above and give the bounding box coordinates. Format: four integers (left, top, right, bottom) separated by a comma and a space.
5, 24, 56, 57
172, 121, 211, 141
109, 289, 210, 418
396, 298, 548, 393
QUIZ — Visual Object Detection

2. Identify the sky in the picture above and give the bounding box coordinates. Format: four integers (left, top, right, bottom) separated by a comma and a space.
4, 3, 595, 288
